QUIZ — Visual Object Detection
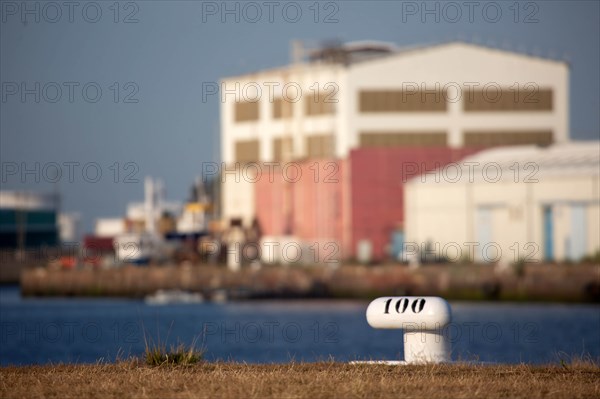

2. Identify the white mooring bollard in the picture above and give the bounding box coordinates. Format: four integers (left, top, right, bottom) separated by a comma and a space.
362, 296, 452, 364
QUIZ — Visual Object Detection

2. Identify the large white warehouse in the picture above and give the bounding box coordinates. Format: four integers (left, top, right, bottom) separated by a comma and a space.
405, 142, 600, 264
219, 41, 570, 227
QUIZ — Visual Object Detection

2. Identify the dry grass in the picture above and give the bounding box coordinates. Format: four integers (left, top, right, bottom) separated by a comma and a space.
1, 362, 599, 399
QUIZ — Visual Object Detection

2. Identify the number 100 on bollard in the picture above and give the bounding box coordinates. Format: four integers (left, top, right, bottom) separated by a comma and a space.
366, 297, 452, 364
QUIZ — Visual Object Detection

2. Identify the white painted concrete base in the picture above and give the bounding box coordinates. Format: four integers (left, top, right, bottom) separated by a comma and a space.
349, 360, 408, 365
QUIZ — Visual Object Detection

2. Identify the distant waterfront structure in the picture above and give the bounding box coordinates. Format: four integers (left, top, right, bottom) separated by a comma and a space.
86, 177, 212, 266
219, 40, 570, 262
0, 191, 59, 249
405, 142, 600, 263
57, 212, 81, 243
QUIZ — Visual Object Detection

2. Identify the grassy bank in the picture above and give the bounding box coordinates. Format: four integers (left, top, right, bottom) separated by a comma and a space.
1, 362, 599, 398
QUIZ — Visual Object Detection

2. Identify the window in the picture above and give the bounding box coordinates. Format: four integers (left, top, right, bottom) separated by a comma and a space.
359, 90, 447, 112
306, 134, 335, 158
463, 131, 553, 146
464, 88, 553, 111
273, 98, 293, 119
273, 137, 294, 162
234, 101, 259, 122
235, 139, 260, 163
305, 93, 335, 116
359, 132, 447, 147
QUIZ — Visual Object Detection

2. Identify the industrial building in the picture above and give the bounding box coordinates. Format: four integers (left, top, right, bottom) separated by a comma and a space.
405, 142, 600, 263
254, 147, 483, 261
219, 41, 570, 262
0, 191, 59, 249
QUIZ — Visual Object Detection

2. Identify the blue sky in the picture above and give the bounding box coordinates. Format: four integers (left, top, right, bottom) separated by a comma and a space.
1, 0, 599, 233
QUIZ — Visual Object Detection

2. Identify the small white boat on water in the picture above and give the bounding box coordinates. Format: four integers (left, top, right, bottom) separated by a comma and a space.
145, 289, 204, 305
114, 232, 165, 265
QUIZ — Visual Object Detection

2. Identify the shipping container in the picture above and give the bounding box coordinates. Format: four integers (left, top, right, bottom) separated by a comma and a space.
349, 147, 482, 261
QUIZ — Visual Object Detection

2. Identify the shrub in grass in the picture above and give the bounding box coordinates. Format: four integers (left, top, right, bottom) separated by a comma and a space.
145, 342, 203, 366
141, 320, 205, 366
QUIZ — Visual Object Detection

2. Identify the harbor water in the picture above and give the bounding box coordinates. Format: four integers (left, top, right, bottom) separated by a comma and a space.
1, 286, 598, 366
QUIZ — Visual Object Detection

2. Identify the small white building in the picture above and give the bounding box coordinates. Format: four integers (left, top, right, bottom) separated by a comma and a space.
220, 41, 570, 227
58, 213, 80, 242
95, 218, 126, 237
405, 142, 600, 263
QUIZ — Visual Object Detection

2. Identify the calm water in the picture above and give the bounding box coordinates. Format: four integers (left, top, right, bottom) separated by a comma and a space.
1, 286, 598, 366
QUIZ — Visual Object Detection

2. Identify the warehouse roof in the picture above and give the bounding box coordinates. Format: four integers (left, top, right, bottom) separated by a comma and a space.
410, 141, 600, 184
222, 40, 568, 80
